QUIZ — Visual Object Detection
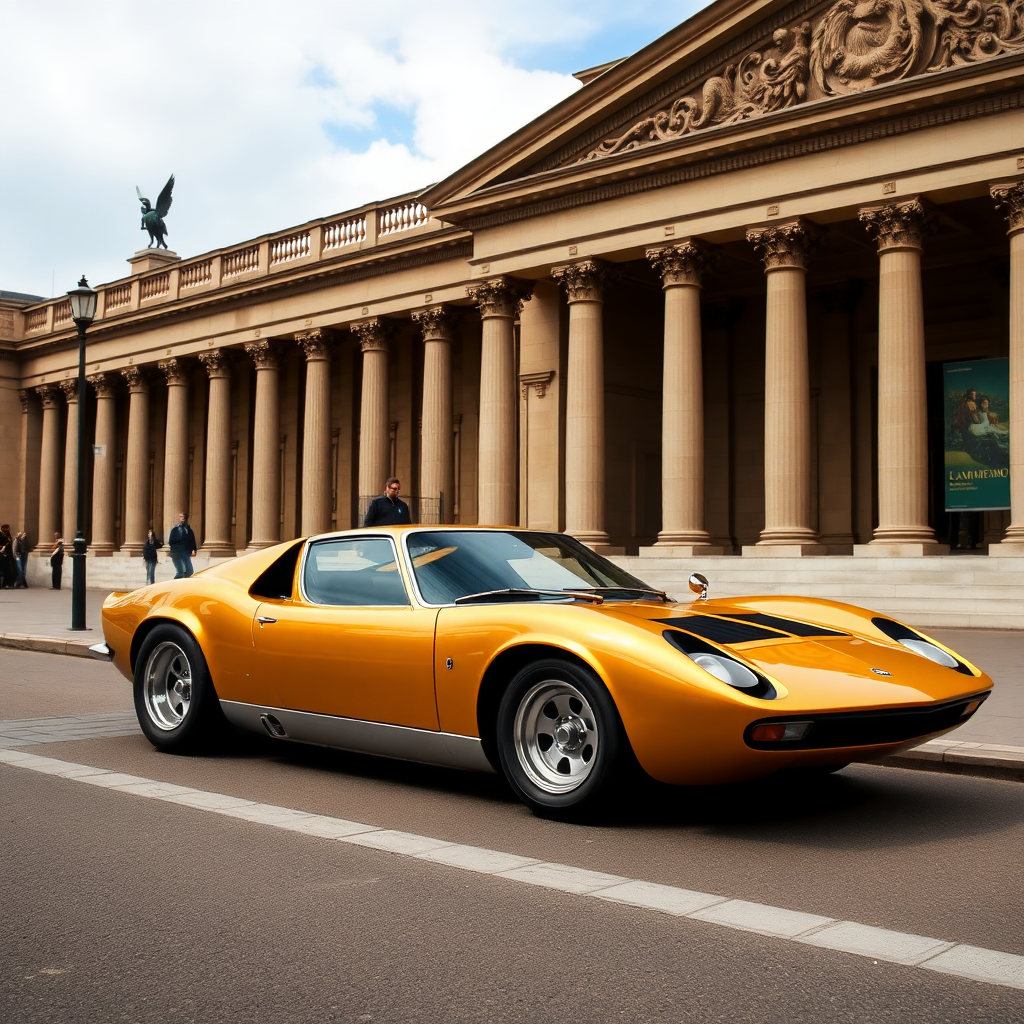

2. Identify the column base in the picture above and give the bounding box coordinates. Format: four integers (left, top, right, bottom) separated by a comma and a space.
639, 544, 725, 557
201, 543, 236, 558
853, 542, 949, 557
987, 540, 1024, 557
742, 543, 830, 557
88, 544, 116, 557
245, 540, 281, 553
119, 544, 144, 557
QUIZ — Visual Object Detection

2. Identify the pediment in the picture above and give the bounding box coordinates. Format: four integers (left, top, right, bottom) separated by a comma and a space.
424, 0, 1024, 217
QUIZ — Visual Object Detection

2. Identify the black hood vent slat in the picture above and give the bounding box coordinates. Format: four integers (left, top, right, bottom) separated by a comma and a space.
726, 613, 846, 638
656, 616, 784, 645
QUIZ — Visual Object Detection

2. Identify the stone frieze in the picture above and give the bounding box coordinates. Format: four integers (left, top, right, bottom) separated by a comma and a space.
578, 0, 1024, 163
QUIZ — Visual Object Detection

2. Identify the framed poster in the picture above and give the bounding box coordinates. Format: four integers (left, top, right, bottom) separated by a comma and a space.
943, 358, 1010, 512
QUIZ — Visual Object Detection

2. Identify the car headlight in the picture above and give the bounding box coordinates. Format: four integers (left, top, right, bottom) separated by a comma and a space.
663, 630, 777, 699
896, 638, 958, 668
871, 617, 974, 675
691, 652, 761, 689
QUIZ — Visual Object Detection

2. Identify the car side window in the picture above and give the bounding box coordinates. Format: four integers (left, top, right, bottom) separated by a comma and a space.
303, 538, 410, 607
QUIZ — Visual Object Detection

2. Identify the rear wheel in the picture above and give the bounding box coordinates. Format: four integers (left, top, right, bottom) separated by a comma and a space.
496, 658, 628, 818
133, 624, 221, 752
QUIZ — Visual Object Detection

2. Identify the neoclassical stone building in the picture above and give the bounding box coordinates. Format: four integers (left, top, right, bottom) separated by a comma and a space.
3, 0, 1024, 622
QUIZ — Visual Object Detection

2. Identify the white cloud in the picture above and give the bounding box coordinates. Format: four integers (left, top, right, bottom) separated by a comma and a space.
0, 0, 701, 296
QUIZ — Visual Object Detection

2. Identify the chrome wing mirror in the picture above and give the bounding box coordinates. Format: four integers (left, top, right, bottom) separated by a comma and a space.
688, 572, 709, 602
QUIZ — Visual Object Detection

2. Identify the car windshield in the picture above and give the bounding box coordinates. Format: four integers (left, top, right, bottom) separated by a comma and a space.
405, 530, 659, 605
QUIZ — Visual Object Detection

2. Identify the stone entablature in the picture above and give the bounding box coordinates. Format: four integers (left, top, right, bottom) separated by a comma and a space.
11, 191, 449, 348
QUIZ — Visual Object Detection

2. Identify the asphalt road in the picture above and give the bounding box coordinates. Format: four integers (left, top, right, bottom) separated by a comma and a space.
2, 649, 1023, 1023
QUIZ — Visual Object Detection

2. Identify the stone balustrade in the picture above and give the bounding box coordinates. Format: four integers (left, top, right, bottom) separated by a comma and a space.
105, 282, 132, 310
223, 244, 261, 279
140, 272, 170, 301
179, 259, 212, 289
269, 230, 311, 266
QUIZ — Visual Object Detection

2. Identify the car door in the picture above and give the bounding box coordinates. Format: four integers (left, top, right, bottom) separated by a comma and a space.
250, 536, 439, 730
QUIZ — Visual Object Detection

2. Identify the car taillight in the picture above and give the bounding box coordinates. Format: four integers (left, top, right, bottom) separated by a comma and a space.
750, 721, 813, 743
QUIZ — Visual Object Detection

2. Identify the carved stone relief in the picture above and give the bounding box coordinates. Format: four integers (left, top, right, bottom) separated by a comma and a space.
578, 0, 1024, 163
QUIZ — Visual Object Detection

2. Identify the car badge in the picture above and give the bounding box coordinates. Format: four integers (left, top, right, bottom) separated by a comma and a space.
870, 668, 892, 676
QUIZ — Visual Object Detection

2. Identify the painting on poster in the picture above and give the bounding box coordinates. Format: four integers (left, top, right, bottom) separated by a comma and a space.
943, 358, 1010, 511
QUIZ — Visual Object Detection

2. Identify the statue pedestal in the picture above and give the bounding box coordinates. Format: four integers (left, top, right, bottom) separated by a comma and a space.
128, 249, 180, 274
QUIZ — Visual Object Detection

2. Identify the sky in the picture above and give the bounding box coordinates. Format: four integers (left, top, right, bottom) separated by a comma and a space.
0, 0, 705, 299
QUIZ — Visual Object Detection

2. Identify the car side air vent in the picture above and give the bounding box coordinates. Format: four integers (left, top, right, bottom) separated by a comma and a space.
656, 615, 785, 645
725, 613, 846, 638
871, 617, 975, 676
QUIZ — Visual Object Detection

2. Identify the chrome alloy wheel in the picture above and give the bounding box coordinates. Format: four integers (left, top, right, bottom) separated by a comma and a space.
513, 680, 599, 794
142, 641, 193, 731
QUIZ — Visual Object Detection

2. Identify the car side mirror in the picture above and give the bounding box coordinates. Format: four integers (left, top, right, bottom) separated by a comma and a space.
688, 573, 709, 602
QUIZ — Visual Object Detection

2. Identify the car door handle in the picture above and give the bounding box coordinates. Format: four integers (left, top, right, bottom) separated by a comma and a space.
256, 616, 277, 625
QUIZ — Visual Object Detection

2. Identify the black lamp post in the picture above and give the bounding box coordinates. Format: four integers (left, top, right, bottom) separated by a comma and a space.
67, 276, 97, 631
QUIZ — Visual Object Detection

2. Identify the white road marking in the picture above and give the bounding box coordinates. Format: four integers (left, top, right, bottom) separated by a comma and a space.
2, 746, 1023, 994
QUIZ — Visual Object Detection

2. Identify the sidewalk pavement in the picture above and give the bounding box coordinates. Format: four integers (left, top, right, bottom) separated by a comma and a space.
0, 586, 1020, 780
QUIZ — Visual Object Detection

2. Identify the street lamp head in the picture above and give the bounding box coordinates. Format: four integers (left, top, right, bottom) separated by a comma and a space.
68, 275, 97, 326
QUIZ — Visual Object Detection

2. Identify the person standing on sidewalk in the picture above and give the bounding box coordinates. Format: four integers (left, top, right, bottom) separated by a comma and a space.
362, 478, 412, 527
167, 512, 197, 579
49, 532, 64, 590
0, 524, 14, 588
143, 528, 162, 586
13, 531, 28, 588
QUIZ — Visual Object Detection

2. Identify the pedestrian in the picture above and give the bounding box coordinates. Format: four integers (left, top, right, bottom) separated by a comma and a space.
49, 532, 64, 590
362, 478, 412, 527
143, 527, 162, 585
0, 524, 13, 588
13, 531, 29, 588
167, 512, 197, 579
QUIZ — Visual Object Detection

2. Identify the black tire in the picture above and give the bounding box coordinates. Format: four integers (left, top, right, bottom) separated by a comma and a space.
133, 624, 222, 753
496, 658, 629, 819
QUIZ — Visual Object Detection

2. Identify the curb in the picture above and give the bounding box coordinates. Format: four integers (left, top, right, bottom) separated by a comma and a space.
0, 634, 97, 659
2, 633, 1021, 781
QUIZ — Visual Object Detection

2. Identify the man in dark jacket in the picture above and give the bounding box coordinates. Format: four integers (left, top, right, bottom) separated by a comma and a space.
167, 512, 197, 578
363, 478, 412, 527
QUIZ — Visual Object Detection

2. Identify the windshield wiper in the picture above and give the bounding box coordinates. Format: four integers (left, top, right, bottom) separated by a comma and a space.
562, 586, 670, 602
454, 588, 604, 605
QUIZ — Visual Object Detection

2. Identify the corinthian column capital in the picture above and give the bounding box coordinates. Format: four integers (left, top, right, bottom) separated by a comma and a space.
121, 365, 149, 392
351, 318, 392, 353
746, 219, 821, 271
990, 180, 1024, 235
36, 384, 61, 409
60, 378, 79, 403
412, 305, 455, 342
19, 389, 31, 413
858, 198, 932, 252
296, 328, 336, 362
245, 339, 281, 370
467, 276, 533, 318
87, 373, 115, 399
199, 349, 233, 379
646, 240, 716, 287
158, 358, 190, 386
551, 260, 607, 303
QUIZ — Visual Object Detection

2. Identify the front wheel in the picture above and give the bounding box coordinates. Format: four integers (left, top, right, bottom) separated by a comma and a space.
496, 659, 629, 818
133, 624, 221, 752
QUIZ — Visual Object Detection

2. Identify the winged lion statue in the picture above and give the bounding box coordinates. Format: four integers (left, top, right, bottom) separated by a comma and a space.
137, 175, 175, 249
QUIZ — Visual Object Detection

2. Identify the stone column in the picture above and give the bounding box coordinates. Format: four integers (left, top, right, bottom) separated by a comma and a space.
199, 350, 234, 556
245, 341, 282, 547
296, 329, 333, 537
34, 385, 62, 552
990, 181, 1024, 553
468, 277, 532, 526
60, 380, 80, 545
646, 242, 723, 554
159, 359, 191, 537
121, 367, 150, 556
745, 220, 826, 555
858, 198, 945, 554
412, 306, 455, 523
551, 260, 617, 549
89, 374, 118, 555
352, 319, 391, 509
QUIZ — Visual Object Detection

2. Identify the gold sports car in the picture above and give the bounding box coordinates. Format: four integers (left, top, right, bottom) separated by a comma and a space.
93, 527, 992, 816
